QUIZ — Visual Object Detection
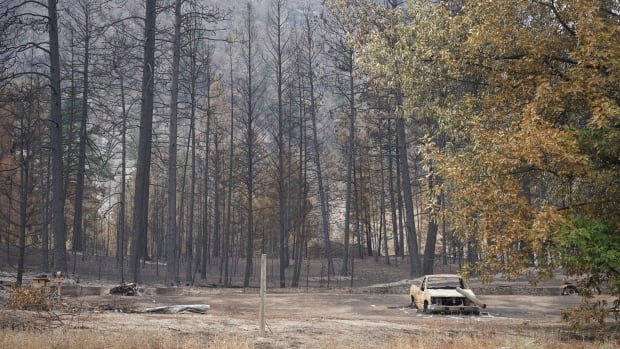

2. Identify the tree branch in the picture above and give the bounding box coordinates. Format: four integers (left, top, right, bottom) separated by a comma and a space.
532, 0, 576, 36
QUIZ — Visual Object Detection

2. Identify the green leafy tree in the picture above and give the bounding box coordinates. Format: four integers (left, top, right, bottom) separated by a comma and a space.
557, 217, 619, 328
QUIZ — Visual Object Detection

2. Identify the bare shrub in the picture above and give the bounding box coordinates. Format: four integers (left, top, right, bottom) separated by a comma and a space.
7, 287, 49, 311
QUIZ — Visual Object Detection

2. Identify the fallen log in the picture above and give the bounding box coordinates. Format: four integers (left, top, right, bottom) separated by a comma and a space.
144, 304, 210, 314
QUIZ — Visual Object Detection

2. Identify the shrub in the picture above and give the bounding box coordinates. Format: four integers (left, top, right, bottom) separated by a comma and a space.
7, 286, 49, 311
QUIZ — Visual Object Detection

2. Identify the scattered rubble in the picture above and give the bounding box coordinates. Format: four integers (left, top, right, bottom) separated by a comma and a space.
109, 283, 137, 296
144, 304, 210, 314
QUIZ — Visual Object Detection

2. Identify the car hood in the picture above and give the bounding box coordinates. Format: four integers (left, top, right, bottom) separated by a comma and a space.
426, 289, 464, 298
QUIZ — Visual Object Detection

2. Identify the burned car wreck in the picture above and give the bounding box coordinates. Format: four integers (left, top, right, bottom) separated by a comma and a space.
409, 274, 486, 315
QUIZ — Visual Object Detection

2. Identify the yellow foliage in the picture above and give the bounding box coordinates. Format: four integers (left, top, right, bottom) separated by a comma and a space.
331, 0, 619, 285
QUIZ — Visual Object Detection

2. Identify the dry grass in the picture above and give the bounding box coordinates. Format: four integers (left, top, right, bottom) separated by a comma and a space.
373, 335, 618, 349
0, 329, 252, 349
0, 328, 616, 349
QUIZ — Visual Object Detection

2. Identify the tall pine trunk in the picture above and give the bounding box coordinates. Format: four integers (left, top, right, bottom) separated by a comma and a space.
166, 0, 183, 286
291, 53, 307, 287
72, 16, 90, 255
117, 71, 127, 283
387, 122, 400, 258
16, 110, 31, 286
340, 51, 355, 276
396, 115, 422, 277
40, 121, 50, 272
422, 164, 438, 274
271, 0, 289, 289
304, 9, 334, 276
130, 0, 156, 283
48, 0, 67, 273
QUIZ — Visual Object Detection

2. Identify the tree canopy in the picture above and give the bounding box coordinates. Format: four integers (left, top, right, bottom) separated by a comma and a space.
340, 0, 619, 326
1, 0, 617, 329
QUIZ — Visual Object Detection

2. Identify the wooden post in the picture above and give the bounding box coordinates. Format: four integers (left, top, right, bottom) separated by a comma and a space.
259, 253, 266, 336
54, 271, 63, 299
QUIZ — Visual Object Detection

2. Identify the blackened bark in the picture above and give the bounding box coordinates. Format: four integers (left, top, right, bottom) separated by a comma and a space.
48, 0, 67, 273
166, 0, 182, 287
130, 0, 156, 283
396, 116, 422, 277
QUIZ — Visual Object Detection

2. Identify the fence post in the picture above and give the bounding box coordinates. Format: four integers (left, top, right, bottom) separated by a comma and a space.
259, 253, 266, 336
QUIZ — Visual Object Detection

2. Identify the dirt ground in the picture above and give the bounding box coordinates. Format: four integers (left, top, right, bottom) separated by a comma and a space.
12, 287, 608, 348
1, 251, 618, 348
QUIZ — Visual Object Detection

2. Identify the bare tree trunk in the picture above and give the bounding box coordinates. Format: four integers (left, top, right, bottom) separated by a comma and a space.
178, 126, 191, 282
303, 9, 334, 276
358, 159, 373, 257
71, 1, 95, 255
212, 136, 221, 260
72, 67, 86, 253
387, 122, 400, 259
386, 0, 408, 265
201, 119, 211, 279
353, 162, 363, 259
16, 109, 30, 286
48, 0, 67, 273
441, 192, 447, 265
226, 119, 235, 286
130, 0, 156, 283
219, 131, 232, 286
291, 52, 306, 288
239, 1, 261, 288
117, 71, 127, 283
185, 45, 199, 286
267, 0, 289, 289
340, 51, 355, 276
422, 162, 438, 274
395, 141, 405, 258
379, 125, 390, 265
65, 31, 78, 247
396, 115, 422, 277
6, 178, 12, 266
166, 0, 183, 286
40, 124, 50, 272
215, 43, 235, 283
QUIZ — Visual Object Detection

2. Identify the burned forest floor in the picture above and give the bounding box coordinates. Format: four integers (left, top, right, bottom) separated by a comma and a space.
0, 248, 618, 348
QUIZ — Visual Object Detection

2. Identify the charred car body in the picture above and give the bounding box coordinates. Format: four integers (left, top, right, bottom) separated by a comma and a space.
409, 274, 485, 315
